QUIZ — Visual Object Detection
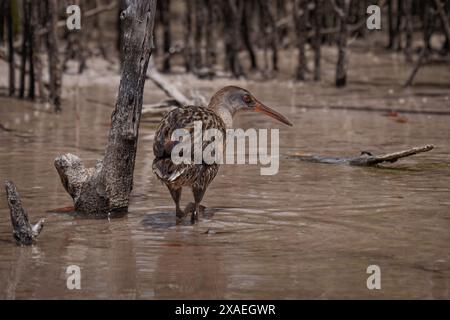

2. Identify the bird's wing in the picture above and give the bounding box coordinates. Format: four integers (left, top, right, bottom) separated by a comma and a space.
153, 106, 226, 160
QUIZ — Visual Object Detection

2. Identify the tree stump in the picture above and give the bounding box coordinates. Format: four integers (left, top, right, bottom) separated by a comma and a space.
5, 181, 44, 245
54, 1, 157, 216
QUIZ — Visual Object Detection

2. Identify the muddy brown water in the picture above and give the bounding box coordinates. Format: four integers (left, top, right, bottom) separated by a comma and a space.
1, 65, 450, 299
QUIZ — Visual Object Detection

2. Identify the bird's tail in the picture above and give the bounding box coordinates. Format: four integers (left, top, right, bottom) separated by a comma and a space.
152, 158, 187, 183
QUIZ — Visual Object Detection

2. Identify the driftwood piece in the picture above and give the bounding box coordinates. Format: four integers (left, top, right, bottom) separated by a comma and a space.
54, 1, 157, 216
146, 58, 207, 112
142, 99, 177, 115
288, 145, 434, 166
4, 181, 45, 245
147, 63, 192, 107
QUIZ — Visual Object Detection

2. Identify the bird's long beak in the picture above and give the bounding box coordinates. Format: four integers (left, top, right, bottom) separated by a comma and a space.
254, 101, 293, 127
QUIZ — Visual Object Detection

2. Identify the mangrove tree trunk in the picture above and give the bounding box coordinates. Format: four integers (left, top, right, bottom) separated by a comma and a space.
54, 0, 157, 216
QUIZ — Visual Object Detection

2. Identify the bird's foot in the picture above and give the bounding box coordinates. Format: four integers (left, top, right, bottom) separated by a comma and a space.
176, 208, 186, 219
185, 203, 206, 215
185, 202, 205, 222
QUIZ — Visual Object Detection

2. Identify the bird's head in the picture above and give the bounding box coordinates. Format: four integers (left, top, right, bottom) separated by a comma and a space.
208, 86, 293, 127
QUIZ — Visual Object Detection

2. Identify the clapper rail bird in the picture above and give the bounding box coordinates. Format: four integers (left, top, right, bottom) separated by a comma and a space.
152, 86, 292, 222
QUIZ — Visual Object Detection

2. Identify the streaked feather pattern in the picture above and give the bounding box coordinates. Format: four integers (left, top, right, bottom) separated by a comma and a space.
152, 105, 226, 189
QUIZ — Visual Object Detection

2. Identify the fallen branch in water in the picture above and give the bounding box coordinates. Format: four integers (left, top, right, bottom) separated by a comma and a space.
146, 64, 192, 107
4, 181, 45, 245
142, 99, 178, 115
295, 104, 450, 116
288, 145, 434, 166
145, 58, 207, 112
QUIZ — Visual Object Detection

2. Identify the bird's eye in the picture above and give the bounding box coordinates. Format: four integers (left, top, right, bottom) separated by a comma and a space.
243, 95, 252, 104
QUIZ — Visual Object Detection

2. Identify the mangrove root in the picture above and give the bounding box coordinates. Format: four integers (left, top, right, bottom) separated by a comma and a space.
4, 180, 44, 245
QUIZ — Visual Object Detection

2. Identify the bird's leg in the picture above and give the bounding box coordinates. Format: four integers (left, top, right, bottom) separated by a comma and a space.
191, 186, 207, 222
184, 202, 206, 216
167, 185, 184, 218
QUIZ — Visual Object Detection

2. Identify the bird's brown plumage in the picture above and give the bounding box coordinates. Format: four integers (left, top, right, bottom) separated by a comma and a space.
152, 105, 226, 190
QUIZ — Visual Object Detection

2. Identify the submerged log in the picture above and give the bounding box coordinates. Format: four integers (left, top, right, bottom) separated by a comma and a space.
4, 181, 45, 245
54, 1, 157, 216
288, 145, 434, 166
